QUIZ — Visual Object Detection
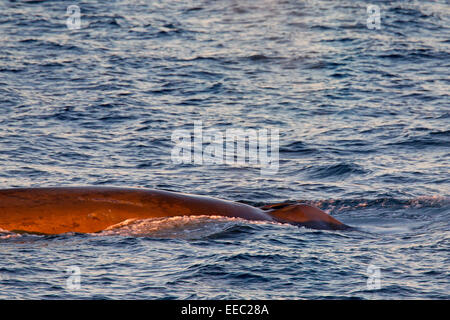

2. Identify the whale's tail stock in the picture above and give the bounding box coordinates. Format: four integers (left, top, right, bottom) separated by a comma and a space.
262, 202, 352, 231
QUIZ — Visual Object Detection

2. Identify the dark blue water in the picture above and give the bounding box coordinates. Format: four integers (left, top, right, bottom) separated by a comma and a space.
0, 0, 449, 299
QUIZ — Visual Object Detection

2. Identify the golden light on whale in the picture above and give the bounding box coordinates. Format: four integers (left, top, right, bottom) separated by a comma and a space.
0, 187, 351, 234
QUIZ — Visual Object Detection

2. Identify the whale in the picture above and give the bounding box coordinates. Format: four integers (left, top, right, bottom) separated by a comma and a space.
0, 187, 351, 234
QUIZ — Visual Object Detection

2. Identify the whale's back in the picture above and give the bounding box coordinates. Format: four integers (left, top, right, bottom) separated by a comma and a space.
0, 187, 269, 234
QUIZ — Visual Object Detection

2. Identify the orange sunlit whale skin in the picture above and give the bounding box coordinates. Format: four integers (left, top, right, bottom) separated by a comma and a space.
0, 187, 351, 234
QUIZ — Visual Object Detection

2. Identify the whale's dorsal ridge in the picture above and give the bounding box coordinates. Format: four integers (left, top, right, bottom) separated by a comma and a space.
267, 203, 351, 231
260, 201, 298, 210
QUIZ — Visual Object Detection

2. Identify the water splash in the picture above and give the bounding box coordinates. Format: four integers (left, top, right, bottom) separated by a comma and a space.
95, 215, 278, 239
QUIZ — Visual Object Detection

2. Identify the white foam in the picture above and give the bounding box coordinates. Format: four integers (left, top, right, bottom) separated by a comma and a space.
93, 215, 278, 239
0, 228, 22, 239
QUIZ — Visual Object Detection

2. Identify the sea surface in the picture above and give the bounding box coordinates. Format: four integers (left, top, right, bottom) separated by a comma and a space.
0, 0, 449, 299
